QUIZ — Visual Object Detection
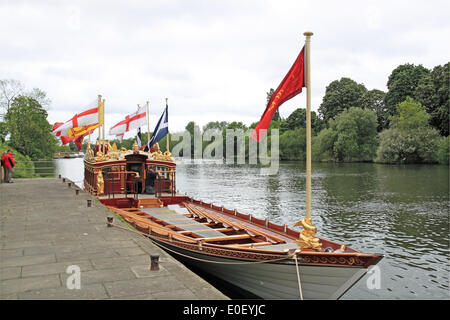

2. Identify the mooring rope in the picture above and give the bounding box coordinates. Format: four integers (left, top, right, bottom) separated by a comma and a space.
293, 254, 304, 300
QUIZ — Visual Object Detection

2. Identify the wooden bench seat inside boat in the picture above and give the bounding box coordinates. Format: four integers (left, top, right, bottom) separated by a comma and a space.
139, 207, 228, 238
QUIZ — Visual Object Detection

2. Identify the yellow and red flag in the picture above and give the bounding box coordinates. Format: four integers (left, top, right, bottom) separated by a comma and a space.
52, 106, 99, 137
67, 123, 99, 138
250, 46, 305, 142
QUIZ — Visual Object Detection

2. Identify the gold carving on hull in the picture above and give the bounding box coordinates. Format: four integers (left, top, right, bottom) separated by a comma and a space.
294, 218, 322, 250
84, 140, 174, 163
96, 169, 104, 195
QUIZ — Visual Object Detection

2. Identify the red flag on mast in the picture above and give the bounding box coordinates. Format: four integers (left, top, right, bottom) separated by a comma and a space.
250, 46, 305, 142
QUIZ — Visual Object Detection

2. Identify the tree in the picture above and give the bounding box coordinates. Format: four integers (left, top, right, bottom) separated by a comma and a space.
29, 88, 52, 110
202, 121, 229, 133
185, 121, 200, 158
318, 78, 367, 123
281, 107, 323, 133
279, 128, 306, 160
5, 96, 57, 160
332, 107, 378, 162
376, 97, 441, 164
389, 97, 429, 130
266, 88, 281, 121
384, 64, 429, 118
361, 89, 388, 131
437, 136, 449, 164
0, 121, 7, 143
376, 127, 440, 164
312, 127, 337, 162
185, 121, 197, 137
414, 62, 449, 136
0, 79, 25, 117
312, 107, 378, 162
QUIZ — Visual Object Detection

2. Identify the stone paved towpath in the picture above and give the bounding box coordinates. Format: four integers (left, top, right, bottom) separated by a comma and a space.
0, 178, 228, 300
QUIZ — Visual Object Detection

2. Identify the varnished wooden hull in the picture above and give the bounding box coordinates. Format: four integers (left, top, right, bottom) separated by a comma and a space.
151, 238, 368, 300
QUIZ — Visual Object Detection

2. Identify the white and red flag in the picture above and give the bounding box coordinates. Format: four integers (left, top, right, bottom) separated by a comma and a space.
108, 109, 146, 139
52, 106, 100, 137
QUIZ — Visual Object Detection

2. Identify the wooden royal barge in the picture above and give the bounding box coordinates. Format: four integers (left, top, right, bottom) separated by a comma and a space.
84, 139, 383, 300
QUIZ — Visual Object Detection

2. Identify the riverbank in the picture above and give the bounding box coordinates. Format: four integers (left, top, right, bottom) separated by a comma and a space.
0, 178, 229, 300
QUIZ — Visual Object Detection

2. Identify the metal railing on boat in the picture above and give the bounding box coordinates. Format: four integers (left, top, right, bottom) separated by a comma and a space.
103, 171, 176, 199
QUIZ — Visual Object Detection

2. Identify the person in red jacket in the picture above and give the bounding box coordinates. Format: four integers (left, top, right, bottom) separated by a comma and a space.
1, 150, 15, 183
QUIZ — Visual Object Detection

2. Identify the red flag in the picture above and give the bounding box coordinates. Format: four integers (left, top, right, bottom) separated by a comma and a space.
250, 46, 305, 142
60, 128, 96, 151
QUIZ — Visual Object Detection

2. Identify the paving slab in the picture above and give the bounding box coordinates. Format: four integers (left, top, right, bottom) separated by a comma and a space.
0, 178, 228, 300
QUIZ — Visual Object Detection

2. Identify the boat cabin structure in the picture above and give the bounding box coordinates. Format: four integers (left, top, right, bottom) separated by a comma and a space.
84, 140, 182, 207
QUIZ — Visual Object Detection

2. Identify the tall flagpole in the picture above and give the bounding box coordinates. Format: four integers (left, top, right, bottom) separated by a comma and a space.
165, 98, 170, 153
146, 101, 150, 144
102, 98, 105, 141
97, 94, 102, 142
293, 32, 321, 250
304, 31, 313, 220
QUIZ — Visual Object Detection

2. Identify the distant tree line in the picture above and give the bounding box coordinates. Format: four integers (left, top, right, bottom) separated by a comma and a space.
1, 61, 448, 169
161, 62, 449, 165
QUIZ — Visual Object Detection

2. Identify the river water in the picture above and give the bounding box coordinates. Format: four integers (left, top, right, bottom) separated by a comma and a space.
54, 158, 449, 299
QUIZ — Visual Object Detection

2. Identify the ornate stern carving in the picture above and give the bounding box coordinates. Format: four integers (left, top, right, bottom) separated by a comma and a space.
133, 141, 139, 152
294, 218, 322, 250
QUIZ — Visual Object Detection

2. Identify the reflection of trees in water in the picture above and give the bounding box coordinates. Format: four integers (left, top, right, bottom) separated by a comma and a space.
175, 160, 449, 298
264, 175, 282, 220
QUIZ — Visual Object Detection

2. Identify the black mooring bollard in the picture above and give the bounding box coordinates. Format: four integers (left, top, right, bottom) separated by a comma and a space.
150, 254, 160, 271
75, 189, 79, 195
68, 182, 71, 188
107, 216, 113, 227
87, 199, 92, 207
62, 178, 66, 183
58, 174, 61, 179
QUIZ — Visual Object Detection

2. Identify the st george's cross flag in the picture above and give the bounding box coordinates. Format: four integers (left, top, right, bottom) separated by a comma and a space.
52, 106, 100, 137
108, 108, 147, 140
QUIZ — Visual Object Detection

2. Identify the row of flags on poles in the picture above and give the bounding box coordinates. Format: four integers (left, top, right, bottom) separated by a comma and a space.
51, 100, 169, 152
51, 43, 306, 151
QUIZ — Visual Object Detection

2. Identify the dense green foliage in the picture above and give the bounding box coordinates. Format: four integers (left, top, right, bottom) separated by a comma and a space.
437, 136, 449, 164
414, 63, 449, 136
318, 77, 367, 123
5, 96, 57, 160
376, 98, 442, 164
0, 143, 34, 178
384, 64, 429, 118
361, 89, 388, 131
313, 108, 378, 162
279, 128, 306, 160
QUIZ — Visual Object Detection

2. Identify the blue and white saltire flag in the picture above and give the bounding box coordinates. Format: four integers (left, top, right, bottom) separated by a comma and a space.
136, 127, 142, 148
145, 103, 168, 151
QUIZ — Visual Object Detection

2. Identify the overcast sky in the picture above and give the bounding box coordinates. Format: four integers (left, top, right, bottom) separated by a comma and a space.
1, 0, 449, 140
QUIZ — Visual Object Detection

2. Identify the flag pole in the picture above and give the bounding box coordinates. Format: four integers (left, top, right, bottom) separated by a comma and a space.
136, 104, 140, 146
304, 31, 313, 221
165, 98, 170, 153
146, 101, 150, 145
102, 98, 106, 141
97, 94, 102, 142
294, 31, 321, 251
